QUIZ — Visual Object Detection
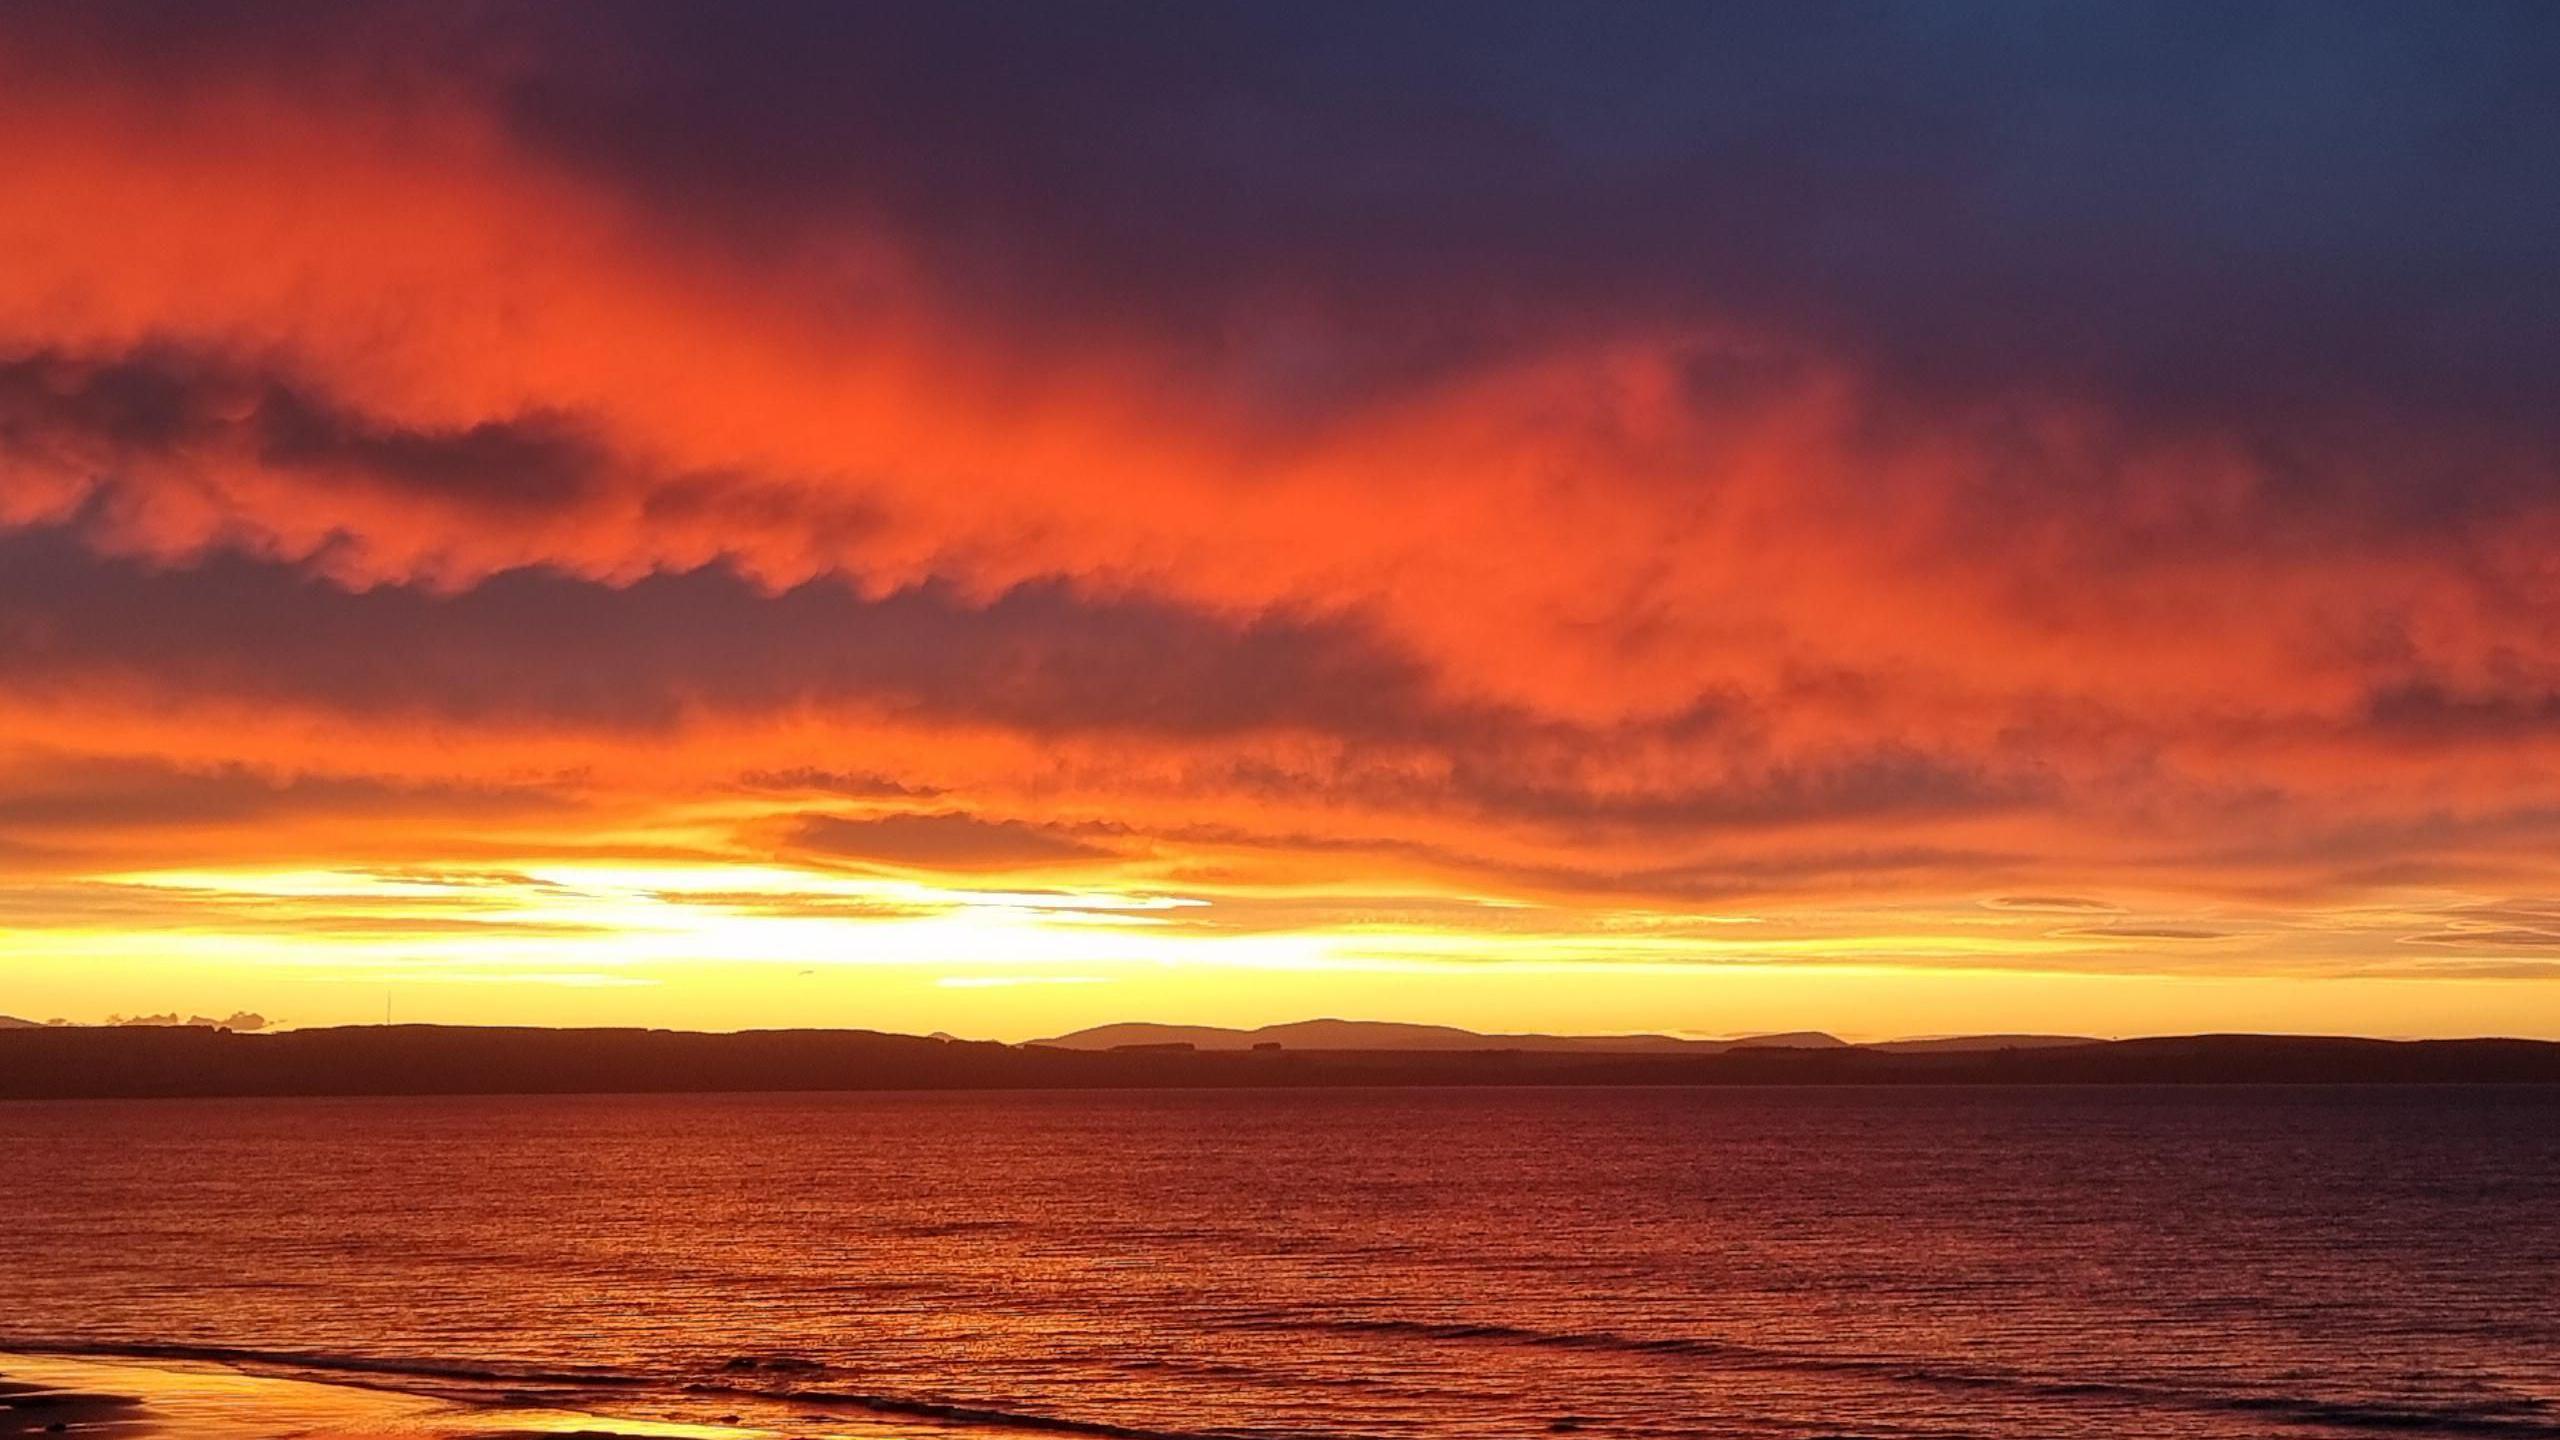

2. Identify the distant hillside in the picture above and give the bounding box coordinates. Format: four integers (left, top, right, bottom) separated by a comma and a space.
1035, 1021, 2113, 1055
1726, 1031, 1854, 1050
1032, 1019, 1850, 1053
4, 1026, 2558, 1098
1867, 1034, 2101, 1053
0, 1015, 42, 1029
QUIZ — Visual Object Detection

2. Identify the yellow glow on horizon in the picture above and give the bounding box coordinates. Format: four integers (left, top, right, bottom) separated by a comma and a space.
0, 859, 2543, 1041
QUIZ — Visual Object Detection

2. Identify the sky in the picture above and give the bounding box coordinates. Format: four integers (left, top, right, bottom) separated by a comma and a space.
3, 2, 2559, 1040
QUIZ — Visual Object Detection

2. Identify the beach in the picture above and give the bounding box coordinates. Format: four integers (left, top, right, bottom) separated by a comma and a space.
1, 1365, 149, 1437
0, 1353, 823, 1440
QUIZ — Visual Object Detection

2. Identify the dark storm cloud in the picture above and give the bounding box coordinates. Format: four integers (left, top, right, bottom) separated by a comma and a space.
1439, 748, 2047, 833
2360, 682, 2560, 743
0, 754, 565, 834
0, 523, 1446, 739
0, 527, 2066, 839
482, 3, 2560, 447
0, 349, 609, 515
16, 2, 2559, 456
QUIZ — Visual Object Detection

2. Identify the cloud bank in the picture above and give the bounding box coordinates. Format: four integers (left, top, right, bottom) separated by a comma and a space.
3, 3, 2558, 1031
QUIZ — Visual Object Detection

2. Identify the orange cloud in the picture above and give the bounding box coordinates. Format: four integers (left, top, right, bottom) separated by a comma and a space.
3, 8, 2559, 1035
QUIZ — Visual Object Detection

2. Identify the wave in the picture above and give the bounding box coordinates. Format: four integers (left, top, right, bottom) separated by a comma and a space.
1246, 1317, 2560, 1437
0, 1338, 650, 1392
761, 1386, 1372, 1440
14, 1330, 2555, 1438
0, 1340, 1375, 1440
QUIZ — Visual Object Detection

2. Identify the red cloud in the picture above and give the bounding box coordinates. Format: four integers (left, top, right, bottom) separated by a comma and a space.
2, 9, 2558, 1028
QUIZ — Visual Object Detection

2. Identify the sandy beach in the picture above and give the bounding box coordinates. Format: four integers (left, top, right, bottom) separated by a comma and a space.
0, 1355, 811, 1440
0, 1373, 150, 1437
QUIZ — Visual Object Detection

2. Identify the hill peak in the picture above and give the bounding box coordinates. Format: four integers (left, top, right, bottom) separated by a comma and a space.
1028, 1019, 1848, 1054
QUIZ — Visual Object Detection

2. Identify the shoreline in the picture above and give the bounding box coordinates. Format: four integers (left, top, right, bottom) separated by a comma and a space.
0, 1374, 149, 1437
0, 1354, 800, 1440
0, 1348, 1198, 1440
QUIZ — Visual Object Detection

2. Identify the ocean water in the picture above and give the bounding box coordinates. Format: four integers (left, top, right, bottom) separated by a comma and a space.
3, 1086, 2557, 1439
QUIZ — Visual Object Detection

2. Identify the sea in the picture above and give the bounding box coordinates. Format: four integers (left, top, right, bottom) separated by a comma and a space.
4, 1085, 2557, 1439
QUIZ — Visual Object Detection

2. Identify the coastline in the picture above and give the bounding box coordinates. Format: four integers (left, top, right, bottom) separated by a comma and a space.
9, 1025, 2560, 1101
0, 1372, 148, 1436
0, 1354, 799, 1440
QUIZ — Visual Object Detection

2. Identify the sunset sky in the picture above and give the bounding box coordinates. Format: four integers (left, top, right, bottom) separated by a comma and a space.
4, 3, 2559, 1039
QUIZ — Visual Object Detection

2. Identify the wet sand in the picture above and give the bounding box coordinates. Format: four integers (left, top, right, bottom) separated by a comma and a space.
0, 1376, 152, 1436
0, 1355, 808, 1440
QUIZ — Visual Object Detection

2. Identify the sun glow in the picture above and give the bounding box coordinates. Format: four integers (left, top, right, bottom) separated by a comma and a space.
0, 855, 2526, 1041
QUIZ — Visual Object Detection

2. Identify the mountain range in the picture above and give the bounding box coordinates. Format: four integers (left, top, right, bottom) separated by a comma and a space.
1031, 1019, 2100, 1054
4, 1024, 2557, 1098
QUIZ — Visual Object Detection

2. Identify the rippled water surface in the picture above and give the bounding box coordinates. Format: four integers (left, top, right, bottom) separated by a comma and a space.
5, 1086, 2557, 1438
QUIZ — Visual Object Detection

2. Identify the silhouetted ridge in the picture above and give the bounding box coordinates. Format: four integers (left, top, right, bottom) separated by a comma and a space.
2, 1024, 2556, 1098
1867, 1033, 2101, 1053
1033, 1018, 1849, 1052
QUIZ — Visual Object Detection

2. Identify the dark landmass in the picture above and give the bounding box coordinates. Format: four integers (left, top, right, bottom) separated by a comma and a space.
0, 1015, 42, 1030
3, 1024, 2558, 1099
1867, 1034, 2102, 1053
1033, 1018, 1856, 1053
